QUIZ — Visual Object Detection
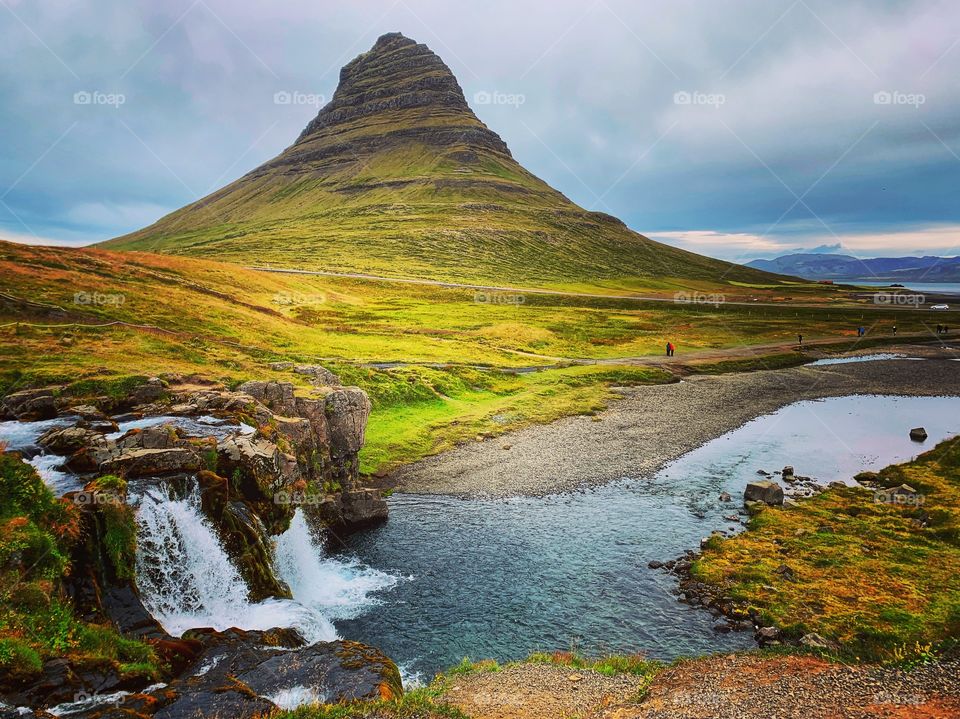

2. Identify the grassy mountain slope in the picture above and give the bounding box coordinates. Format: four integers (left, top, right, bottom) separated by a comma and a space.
100, 33, 782, 290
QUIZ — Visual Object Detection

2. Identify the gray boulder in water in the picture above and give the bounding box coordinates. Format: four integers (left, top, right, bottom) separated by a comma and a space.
744, 480, 784, 506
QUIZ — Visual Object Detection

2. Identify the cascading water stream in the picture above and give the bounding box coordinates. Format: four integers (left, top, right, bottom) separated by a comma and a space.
0, 416, 82, 495
274, 509, 398, 620
134, 482, 396, 643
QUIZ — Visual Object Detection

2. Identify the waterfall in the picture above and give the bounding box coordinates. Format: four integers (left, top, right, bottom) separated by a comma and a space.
134, 484, 336, 642
134, 485, 396, 643
273, 509, 398, 620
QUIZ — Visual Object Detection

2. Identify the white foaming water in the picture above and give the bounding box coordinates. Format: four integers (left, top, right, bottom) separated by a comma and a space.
47, 685, 166, 716
273, 510, 399, 621
135, 487, 396, 644
107, 415, 250, 441
264, 686, 327, 710
0, 417, 73, 450
397, 663, 425, 690
27, 453, 79, 494
0, 417, 81, 494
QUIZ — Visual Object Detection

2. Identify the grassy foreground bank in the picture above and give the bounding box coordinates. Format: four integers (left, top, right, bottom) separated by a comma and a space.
693, 436, 960, 661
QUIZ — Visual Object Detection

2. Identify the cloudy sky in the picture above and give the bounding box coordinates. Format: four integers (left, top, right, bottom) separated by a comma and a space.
1, 0, 958, 262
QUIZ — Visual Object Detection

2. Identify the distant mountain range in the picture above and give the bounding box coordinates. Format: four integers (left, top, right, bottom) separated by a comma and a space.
746, 253, 960, 283
100, 32, 779, 290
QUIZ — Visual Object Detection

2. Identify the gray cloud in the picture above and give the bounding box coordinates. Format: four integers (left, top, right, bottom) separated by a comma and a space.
1, 0, 958, 261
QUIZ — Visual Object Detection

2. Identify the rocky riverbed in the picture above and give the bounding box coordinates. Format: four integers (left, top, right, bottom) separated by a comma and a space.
391, 344, 960, 497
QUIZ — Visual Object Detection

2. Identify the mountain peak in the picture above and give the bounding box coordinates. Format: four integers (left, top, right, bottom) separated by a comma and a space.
100, 32, 775, 290
297, 32, 473, 144
370, 31, 417, 52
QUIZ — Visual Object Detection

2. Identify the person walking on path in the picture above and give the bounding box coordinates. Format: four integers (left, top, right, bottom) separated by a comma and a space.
892, 325, 897, 336
798, 333, 803, 345
665, 342, 675, 357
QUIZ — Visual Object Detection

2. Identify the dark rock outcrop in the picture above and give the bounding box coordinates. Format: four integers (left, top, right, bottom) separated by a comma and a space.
324, 388, 372, 459
39, 426, 104, 455
90, 629, 402, 719
295, 32, 510, 158
100, 447, 202, 478
306, 488, 389, 535
1, 388, 57, 420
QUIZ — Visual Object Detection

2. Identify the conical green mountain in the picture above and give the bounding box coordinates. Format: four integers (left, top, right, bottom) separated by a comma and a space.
101, 32, 777, 288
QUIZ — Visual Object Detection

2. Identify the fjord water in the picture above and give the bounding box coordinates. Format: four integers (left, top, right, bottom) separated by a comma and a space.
850, 280, 960, 295
337, 394, 959, 678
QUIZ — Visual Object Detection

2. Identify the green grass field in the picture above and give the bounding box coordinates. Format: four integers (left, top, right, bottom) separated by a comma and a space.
3, 241, 955, 473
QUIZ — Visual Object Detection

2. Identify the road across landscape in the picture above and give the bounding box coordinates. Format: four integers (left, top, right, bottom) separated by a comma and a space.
247, 266, 957, 312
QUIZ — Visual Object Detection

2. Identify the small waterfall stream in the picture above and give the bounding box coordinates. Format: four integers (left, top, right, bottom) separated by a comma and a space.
134, 483, 393, 642
274, 510, 399, 620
